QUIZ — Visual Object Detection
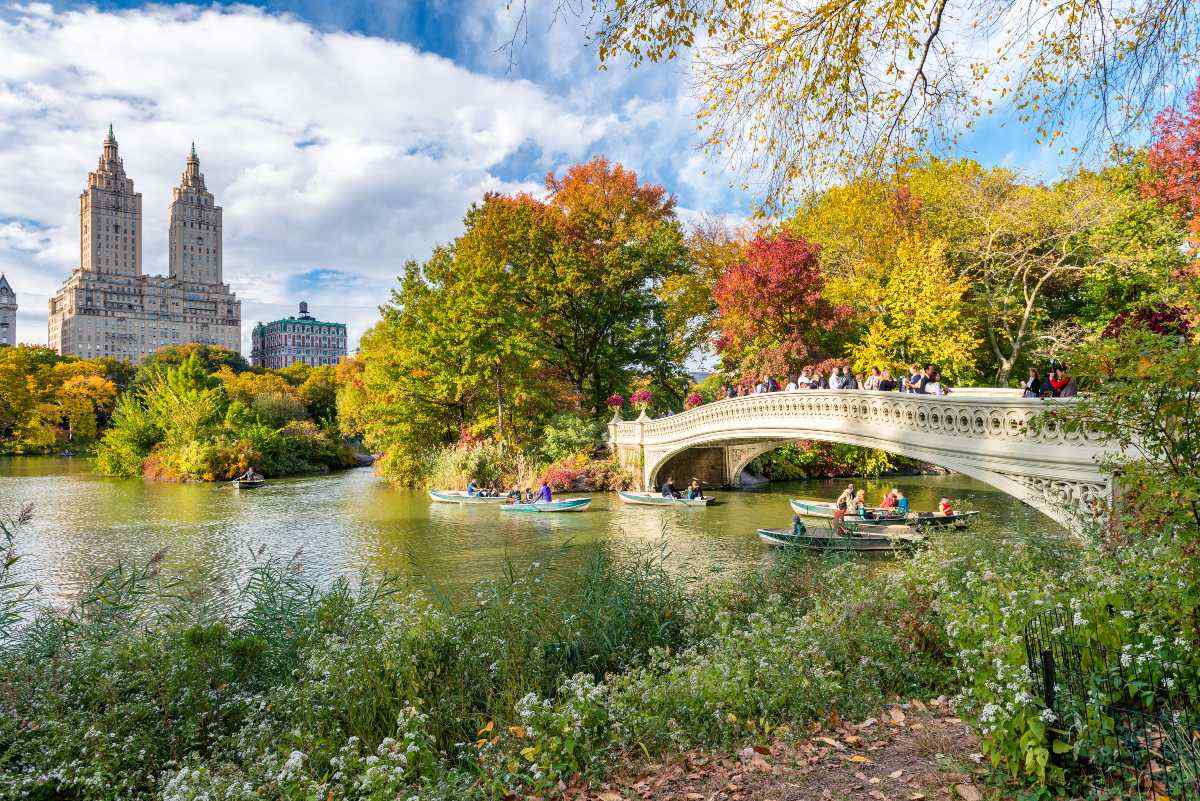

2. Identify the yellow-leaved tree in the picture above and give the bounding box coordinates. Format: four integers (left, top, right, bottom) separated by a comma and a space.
848, 236, 979, 384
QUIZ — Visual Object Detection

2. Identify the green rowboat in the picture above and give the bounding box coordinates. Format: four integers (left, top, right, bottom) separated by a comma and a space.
500, 497, 592, 513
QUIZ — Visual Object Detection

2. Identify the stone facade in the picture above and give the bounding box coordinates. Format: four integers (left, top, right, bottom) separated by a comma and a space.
0, 274, 15, 346
250, 302, 347, 369
47, 128, 241, 363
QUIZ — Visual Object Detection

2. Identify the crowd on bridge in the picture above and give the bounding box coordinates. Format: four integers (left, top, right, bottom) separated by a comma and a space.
720, 363, 1076, 400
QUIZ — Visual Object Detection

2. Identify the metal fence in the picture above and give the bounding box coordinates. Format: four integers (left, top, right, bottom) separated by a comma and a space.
1024, 609, 1200, 798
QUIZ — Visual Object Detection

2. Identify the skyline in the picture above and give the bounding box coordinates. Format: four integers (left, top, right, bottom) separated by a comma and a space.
0, 1, 1155, 356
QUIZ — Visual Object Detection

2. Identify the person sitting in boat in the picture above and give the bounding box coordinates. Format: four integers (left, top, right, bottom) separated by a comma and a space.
792, 514, 807, 537
506, 485, 522, 503
893, 488, 909, 515
238, 468, 262, 482
536, 481, 553, 504
686, 479, 703, 500
939, 497, 954, 516
852, 489, 869, 518
660, 476, 681, 498
466, 479, 479, 497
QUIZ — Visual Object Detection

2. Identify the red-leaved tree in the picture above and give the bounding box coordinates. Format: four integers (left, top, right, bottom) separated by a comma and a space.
713, 233, 851, 380
1144, 76, 1200, 244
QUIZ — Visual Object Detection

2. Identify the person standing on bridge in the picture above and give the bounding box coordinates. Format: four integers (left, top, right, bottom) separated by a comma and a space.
878, 369, 898, 391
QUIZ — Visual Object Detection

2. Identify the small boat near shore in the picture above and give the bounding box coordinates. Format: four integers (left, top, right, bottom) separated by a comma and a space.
789, 498, 978, 529
429, 489, 507, 505
618, 491, 714, 507
757, 526, 924, 552
500, 497, 593, 513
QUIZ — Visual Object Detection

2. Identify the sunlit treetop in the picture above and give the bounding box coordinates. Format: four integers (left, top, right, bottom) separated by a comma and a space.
578, 0, 1200, 212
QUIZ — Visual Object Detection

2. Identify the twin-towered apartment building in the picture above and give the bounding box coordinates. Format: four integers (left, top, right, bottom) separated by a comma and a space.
39, 128, 346, 368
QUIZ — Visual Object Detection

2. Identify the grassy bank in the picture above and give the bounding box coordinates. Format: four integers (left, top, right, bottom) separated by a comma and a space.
0, 506, 1193, 800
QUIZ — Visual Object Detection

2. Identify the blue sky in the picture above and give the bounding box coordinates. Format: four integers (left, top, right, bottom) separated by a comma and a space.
0, 0, 1132, 354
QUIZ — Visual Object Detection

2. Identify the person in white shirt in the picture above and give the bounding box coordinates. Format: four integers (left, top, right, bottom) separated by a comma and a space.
754, 380, 767, 394
829, 366, 845, 389
784, 375, 798, 391
797, 368, 812, 388
864, 367, 881, 390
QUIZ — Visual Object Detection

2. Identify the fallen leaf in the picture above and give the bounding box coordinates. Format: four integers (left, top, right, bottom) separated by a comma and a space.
817, 737, 845, 750
954, 784, 981, 801
889, 769, 904, 778
889, 709, 906, 724
507, 725, 526, 738
848, 754, 873, 764
599, 792, 623, 801
753, 744, 771, 755
478, 720, 494, 735
685, 795, 704, 800
859, 718, 878, 729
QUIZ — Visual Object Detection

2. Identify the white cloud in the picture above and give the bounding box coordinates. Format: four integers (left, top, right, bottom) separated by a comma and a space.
0, 3, 633, 351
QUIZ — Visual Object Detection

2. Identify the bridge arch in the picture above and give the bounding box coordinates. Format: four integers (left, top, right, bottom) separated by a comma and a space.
608, 390, 1117, 531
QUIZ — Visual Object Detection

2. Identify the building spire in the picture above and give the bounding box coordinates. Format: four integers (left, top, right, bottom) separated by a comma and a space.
190, 141, 197, 159
106, 123, 116, 143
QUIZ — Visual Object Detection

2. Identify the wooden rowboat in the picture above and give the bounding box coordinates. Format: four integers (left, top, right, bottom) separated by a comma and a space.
233, 478, 267, 489
618, 491, 714, 507
500, 498, 593, 513
789, 498, 978, 530
428, 489, 507, 505
757, 526, 924, 552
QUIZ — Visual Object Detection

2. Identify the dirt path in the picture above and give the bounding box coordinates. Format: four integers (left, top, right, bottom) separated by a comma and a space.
573, 698, 992, 801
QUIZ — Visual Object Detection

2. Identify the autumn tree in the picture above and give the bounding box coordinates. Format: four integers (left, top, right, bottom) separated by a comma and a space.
713, 232, 850, 379
573, 0, 1199, 209
661, 216, 747, 361
847, 237, 979, 382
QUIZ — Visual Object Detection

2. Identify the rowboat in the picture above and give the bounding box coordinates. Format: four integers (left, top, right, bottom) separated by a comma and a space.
428, 489, 507, 505
618, 491, 714, 507
233, 477, 267, 489
501, 497, 593, 513
757, 526, 924, 552
789, 498, 978, 530
789, 498, 888, 519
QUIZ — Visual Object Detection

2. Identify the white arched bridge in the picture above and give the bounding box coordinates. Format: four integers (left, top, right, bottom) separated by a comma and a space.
607, 389, 1118, 529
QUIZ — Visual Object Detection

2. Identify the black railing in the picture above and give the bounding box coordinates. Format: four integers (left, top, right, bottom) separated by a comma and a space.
1024, 609, 1200, 798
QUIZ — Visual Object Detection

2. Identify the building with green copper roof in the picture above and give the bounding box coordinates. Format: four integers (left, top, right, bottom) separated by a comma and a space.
250, 301, 346, 369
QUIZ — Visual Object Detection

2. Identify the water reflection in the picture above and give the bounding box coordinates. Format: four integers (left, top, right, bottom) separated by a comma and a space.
0, 456, 1062, 603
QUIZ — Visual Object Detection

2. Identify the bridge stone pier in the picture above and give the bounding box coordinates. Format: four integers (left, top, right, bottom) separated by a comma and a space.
608, 389, 1119, 530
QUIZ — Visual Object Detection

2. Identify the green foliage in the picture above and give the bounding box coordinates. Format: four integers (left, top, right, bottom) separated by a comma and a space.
751, 441, 908, 480
95, 354, 354, 481
537, 413, 600, 464
139, 343, 250, 376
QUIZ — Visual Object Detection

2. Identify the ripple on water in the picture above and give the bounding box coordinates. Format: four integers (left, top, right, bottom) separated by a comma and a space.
0, 456, 1062, 603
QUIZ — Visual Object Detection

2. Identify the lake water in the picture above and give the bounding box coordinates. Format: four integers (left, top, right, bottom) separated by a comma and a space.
0, 457, 1063, 603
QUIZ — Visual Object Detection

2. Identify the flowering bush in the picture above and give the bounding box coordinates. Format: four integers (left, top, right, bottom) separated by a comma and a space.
684, 392, 703, 409
605, 393, 625, 409
629, 388, 653, 410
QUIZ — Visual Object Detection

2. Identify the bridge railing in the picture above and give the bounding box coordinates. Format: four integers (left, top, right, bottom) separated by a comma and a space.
608, 388, 1097, 451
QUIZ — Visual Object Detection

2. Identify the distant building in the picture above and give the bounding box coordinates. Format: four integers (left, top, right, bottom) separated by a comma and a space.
47, 127, 241, 363
0, 274, 15, 346
251, 302, 347, 369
